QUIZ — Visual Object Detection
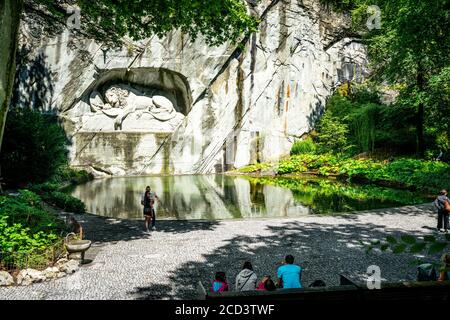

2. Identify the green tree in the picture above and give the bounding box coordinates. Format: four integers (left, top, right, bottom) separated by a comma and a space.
322, 0, 450, 156
0, 108, 68, 186
356, 0, 450, 156
0, 0, 258, 153
315, 112, 349, 153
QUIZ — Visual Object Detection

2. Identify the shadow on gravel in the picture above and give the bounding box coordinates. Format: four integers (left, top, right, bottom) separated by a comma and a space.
128, 211, 444, 300
67, 213, 221, 244
333, 203, 435, 221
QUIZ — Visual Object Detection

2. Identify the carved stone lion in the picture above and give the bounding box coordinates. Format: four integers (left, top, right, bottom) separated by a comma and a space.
89, 84, 179, 130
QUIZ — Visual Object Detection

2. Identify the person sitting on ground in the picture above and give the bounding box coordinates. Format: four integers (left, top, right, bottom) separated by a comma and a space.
235, 261, 258, 292
309, 280, 326, 287
211, 271, 229, 293
438, 253, 450, 281
67, 215, 83, 240
277, 254, 303, 289
256, 275, 277, 291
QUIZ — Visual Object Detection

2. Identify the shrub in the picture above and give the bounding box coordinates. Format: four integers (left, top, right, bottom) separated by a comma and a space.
0, 216, 59, 253
51, 166, 94, 185
0, 108, 68, 186
315, 112, 349, 154
0, 191, 66, 270
28, 183, 86, 213
43, 191, 86, 214
0, 190, 64, 234
28, 182, 59, 194
290, 138, 317, 155
0, 216, 62, 270
237, 163, 272, 173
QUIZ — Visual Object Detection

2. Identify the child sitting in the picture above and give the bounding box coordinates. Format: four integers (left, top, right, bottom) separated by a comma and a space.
211, 272, 229, 293
256, 276, 277, 291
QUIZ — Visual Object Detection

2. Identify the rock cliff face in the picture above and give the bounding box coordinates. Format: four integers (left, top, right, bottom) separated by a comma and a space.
15, 0, 368, 175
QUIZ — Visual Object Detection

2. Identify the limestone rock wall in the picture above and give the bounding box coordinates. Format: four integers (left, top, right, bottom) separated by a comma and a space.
15, 0, 368, 175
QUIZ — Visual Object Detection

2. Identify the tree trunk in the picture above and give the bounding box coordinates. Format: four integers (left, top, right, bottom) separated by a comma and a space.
416, 64, 425, 157
0, 0, 23, 153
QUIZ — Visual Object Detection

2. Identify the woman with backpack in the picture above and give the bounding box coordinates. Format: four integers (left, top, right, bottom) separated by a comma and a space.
434, 189, 449, 233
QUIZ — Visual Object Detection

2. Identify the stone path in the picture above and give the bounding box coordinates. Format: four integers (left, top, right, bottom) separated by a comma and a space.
0, 203, 446, 300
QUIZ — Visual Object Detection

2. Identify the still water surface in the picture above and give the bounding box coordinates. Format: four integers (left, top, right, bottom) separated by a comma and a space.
69, 175, 429, 220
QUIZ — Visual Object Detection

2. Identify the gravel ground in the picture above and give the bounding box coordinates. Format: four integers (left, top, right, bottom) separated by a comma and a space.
0, 203, 445, 300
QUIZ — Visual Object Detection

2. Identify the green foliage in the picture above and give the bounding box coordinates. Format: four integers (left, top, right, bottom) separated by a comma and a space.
0, 109, 68, 186
0, 191, 66, 270
401, 235, 416, 245
43, 192, 86, 214
242, 153, 450, 193
368, 234, 449, 257
321, 89, 411, 155
393, 244, 407, 254
28, 182, 60, 194
50, 165, 94, 185
243, 175, 427, 215
315, 113, 349, 154
349, 103, 379, 153
0, 190, 65, 234
319, 0, 357, 11
290, 138, 317, 155
386, 235, 397, 244
237, 162, 272, 173
318, 1, 450, 157
362, 0, 449, 155
37, 0, 259, 47
28, 183, 86, 214
0, 216, 59, 254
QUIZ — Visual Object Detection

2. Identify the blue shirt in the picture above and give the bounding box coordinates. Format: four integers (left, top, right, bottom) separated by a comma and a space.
277, 264, 302, 288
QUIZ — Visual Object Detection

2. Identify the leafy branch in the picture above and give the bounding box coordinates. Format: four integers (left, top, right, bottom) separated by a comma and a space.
363, 234, 450, 255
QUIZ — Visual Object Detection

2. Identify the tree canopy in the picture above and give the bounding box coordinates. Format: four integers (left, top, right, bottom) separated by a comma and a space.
35, 0, 259, 46
322, 0, 450, 156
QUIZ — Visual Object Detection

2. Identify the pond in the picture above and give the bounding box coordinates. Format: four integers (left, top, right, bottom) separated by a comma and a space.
68, 174, 430, 220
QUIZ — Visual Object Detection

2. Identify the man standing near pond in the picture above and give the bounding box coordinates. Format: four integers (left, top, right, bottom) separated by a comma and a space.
141, 186, 160, 232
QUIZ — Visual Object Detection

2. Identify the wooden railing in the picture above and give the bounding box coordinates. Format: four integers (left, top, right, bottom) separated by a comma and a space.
197, 274, 450, 301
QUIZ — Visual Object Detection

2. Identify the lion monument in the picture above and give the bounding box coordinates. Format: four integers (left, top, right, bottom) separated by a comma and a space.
89, 84, 180, 130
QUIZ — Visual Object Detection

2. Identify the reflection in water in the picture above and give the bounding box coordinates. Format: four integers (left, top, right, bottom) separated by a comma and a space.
69, 175, 428, 220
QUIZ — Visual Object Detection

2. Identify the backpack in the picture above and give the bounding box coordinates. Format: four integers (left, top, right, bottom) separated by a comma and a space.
417, 263, 438, 281
434, 198, 444, 211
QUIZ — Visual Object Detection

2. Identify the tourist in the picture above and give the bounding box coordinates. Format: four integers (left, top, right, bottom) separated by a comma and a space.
277, 254, 303, 289
141, 186, 160, 231
433, 189, 449, 233
211, 271, 229, 293
235, 261, 257, 291
256, 276, 277, 291
67, 215, 83, 239
438, 253, 450, 281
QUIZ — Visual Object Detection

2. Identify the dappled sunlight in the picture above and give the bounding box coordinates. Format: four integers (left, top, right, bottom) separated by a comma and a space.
127, 207, 441, 299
